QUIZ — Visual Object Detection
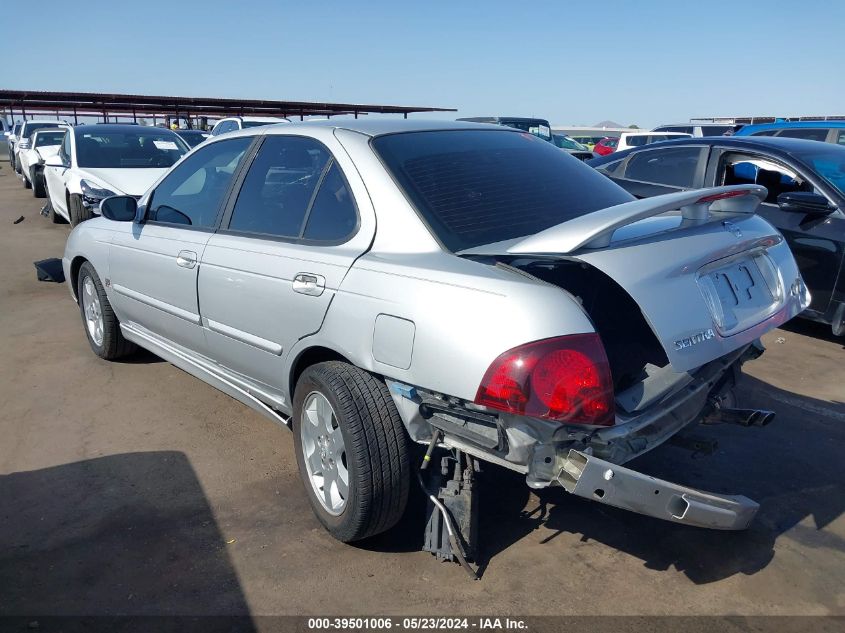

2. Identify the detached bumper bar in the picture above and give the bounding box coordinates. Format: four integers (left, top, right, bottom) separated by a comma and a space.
553, 450, 758, 530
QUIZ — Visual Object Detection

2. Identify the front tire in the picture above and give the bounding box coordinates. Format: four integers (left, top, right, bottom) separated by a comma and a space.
77, 262, 137, 360
69, 194, 93, 227
32, 168, 46, 198
293, 361, 410, 543
22, 170, 31, 189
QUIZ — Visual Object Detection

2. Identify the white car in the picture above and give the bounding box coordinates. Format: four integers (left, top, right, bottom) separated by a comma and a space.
43, 124, 188, 226
615, 131, 692, 152
18, 128, 67, 198
209, 116, 289, 136
12, 120, 69, 173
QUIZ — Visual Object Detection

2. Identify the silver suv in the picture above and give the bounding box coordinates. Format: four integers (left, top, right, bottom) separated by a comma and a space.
63, 120, 809, 548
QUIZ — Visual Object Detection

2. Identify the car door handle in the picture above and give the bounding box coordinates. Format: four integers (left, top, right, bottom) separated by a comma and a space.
292, 273, 325, 296
176, 250, 197, 269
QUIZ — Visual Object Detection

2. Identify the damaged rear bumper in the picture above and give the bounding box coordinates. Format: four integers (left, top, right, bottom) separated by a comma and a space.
549, 449, 758, 530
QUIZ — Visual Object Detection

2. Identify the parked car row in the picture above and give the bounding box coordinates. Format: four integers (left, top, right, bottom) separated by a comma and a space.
0, 113, 833, 564
588, 135, 845, 335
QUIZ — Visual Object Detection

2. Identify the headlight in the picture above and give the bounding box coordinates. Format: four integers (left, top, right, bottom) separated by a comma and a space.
80, 180, 118, 208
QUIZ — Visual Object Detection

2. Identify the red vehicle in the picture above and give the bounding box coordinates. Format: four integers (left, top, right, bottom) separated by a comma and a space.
593, 137, 619, 156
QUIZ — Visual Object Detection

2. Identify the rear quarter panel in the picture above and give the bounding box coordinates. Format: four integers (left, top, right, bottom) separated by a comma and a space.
289, 252, 596, 402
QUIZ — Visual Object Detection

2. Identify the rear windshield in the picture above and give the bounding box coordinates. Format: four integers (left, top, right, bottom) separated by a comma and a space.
76, 129, 188, 168
372, 129, 632, 252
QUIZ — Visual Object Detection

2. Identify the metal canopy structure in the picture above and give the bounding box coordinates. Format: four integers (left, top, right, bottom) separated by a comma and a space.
693, 115, 845, 125
0, 89, 456, 126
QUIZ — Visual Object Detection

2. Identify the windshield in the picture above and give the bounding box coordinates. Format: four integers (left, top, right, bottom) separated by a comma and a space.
22, 123, 61, 137
553, 134, 588, 151
799, 148, 845, 198
34, 130, 66, 147
76, 129, 188, 168
373, 129, 633, 252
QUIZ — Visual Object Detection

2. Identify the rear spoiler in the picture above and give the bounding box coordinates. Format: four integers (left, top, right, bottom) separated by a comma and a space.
505, 185, 767, 255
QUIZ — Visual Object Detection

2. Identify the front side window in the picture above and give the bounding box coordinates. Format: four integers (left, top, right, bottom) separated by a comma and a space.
623, 146, 703, 188
148, 137, 252, 229
76, 129, 188, 168
720, 154, 815, 203
373, 129, 632, 252
228, 135, 332, 238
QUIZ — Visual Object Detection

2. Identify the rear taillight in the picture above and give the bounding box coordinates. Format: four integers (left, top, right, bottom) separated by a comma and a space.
474, 334, 615, 426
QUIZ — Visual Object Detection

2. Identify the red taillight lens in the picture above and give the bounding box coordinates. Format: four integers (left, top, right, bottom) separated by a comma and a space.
474, 334, 615, 426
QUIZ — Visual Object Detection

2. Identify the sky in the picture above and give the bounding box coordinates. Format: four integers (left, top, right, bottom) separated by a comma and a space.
5, 0, 844, 129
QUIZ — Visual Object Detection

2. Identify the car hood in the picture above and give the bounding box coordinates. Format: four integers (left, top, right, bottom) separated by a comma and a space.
79, 168, 169, 196
36, 145, 61, 161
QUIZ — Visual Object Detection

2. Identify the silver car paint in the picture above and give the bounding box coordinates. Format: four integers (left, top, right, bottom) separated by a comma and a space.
64, 119, 807, 482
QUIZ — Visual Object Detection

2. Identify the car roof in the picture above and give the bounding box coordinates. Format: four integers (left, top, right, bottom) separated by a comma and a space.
22, 120, 68, 125
589, 135, 845, 166
246, 118, 514, 138
737, 120, 845, 133
72, 124, 180, 134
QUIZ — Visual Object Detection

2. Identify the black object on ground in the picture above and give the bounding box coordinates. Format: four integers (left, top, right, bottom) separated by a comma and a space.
34, 258, 65, 283
13, 215, 24, 224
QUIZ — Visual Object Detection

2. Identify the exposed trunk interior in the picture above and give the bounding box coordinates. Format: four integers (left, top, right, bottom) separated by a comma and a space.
504, 258, 670, 394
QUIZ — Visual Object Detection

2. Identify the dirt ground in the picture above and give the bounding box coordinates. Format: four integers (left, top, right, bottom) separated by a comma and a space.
0, 159, 843, 618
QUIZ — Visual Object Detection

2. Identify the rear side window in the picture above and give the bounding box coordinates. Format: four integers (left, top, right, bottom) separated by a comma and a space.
777, 128, 829, 142
837, 131, 845, 146
623, 147, 703, 188
302, 163, 358, 241
227, 136, 357, 242
750, 130, 779, 136
626, 135, 648, 147
373, 130, 632, 252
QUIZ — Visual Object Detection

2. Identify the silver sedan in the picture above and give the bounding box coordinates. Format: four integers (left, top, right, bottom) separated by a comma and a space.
63, 120, 809, 548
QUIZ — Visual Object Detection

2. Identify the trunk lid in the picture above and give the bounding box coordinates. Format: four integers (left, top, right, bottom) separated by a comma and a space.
460, 187, 810, 372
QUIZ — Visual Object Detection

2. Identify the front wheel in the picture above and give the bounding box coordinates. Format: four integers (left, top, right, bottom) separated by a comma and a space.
77, 261, 137, 360
293, 361, 410, 542
22, 170, 31, 189
69, 194, 93, 227
32, 168, 47, 198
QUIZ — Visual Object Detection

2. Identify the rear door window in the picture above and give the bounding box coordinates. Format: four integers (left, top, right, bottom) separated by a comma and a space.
372, 129, 633, 252
225, 135, 358, 242
776, 128, 830, 142
626, 135, 648, 147
623, 146, 704, 188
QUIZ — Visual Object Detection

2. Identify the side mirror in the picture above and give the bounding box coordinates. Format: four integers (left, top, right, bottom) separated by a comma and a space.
100, 196, 137, 222
44, 154, 64, 168
777, 191, 836, 215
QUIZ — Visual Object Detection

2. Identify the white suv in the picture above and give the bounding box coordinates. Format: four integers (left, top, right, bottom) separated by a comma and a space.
13, 120, 70, 173
209, 116, 289, 136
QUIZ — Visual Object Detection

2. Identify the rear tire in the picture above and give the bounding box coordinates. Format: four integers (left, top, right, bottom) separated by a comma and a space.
293, 361, 410, 543
77, 261, 137, 360
69, 194, 92, 227
32, 168, 46, 198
